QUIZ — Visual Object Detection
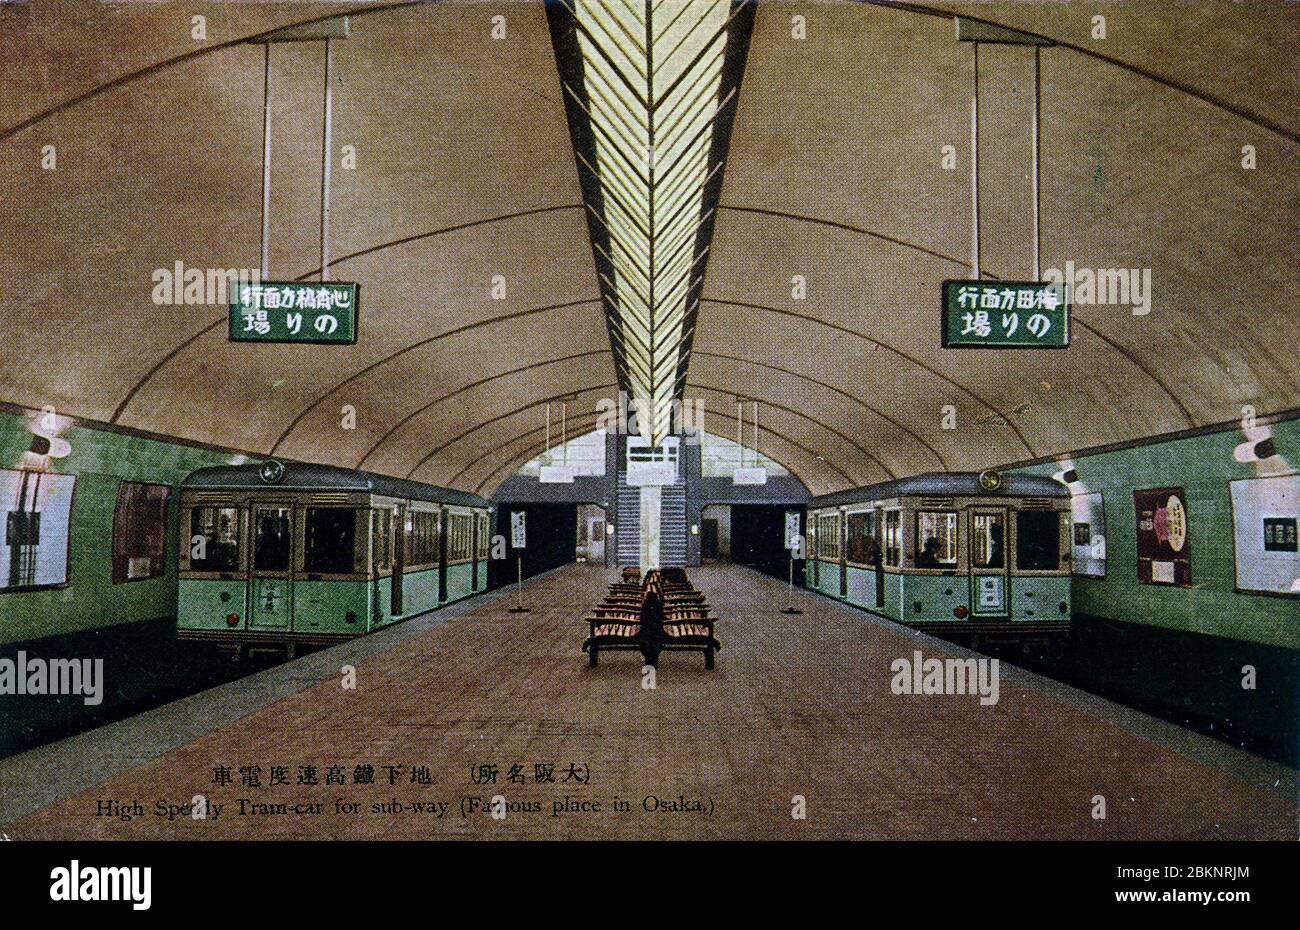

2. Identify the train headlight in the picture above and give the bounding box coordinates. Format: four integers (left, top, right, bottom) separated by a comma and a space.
953, 606, 968, 618
226, 613, 240, 626
977, 469, 1002, 491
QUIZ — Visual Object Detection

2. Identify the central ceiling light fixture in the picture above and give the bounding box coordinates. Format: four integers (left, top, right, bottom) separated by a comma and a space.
548, 0, 756, 443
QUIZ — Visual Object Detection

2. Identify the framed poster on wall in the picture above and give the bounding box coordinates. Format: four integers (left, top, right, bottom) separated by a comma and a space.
1134, 487, 1191, 586
1229, 474, 1300, 596
1, 468, 77, 591
1070, 490, 1107, 578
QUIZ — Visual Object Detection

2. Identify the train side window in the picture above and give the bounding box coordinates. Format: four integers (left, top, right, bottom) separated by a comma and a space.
1016, 510, 1061, 571
817, 514, 841, 561
846, 512, 877, 564
113, 481, 171, 583
303, 507, 357, 574
189, 506, 241, 572
407, 510, 436, 566
915, 511, 958, 567
883, 510, 901, 566
371, 509, 392, 570
449, 513, 472, 561
971, 513, 1005, 569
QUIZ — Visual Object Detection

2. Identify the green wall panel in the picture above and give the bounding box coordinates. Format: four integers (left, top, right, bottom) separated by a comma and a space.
1009, 417, 1299, 650
0, 410, 249, 645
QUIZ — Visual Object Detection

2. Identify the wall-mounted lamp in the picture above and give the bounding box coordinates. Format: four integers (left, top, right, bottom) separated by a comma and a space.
690, 524, 699, 535
19, 433, 70, 470
1234, 434, 1280, 464
23, 410, 72, 466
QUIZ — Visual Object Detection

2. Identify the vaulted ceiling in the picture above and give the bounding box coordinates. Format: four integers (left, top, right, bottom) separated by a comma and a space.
2, 1, 1296, 496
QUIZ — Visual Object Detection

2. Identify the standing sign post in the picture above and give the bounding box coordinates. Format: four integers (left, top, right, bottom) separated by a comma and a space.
781, 511, 803, 615
509, 510, 530, 613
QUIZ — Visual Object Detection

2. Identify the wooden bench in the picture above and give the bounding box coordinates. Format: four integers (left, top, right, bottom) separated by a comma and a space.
583, 570, 720, 670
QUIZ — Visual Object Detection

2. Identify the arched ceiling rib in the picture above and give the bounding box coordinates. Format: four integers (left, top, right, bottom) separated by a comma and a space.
355, 349, 611, 469
1, 1, 1295, 496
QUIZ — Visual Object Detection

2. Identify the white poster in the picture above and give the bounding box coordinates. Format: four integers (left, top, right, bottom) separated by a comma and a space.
1230, 475, 1300, 595
1070, 490, 1107, 578
784, 511, 802, 550
510, 511, 526, 549
1, 469, 77, 590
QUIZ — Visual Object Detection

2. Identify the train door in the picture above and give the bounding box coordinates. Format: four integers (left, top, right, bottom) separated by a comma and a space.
249, 503, 293, 630
471, 512, 480, 589
839, 508, 848, 598
874, 506, 886, 608
807, 512, 818, 588
437, 508, 448, 602
391, 504, 405, 616
968, 507, 1009, 617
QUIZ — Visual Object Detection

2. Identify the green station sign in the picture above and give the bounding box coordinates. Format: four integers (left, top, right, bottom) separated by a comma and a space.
941, 280, 1069, 349
230, 282, 358, 344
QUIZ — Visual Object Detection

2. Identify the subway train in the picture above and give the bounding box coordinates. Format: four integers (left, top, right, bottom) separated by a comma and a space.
177, 461, 491, 655
805, 470, 1071, 635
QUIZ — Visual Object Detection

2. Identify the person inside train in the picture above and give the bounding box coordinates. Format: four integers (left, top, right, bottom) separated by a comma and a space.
916, 536, 942, 568
987, 522, 1005, 568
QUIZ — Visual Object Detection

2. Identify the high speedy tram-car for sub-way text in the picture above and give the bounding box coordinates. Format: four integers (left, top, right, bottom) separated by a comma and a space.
177, 462, 490, 654
805, 470, 1072, 634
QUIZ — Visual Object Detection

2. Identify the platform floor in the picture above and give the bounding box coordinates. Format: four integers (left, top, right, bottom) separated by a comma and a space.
3, 565, 1295, 839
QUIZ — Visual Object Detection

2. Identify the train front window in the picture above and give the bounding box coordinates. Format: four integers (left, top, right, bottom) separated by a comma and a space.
189, 507, 240, 572
915, 511, 957, 567
1016, 510, 1061, 571
304, 507, 357, 574
253, 507, 291, 572
971, 513, 1005, 568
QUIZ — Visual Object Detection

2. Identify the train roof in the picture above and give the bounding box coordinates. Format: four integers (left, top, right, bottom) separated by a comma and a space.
808, 471, 1069, 508
182, 462, 489, 509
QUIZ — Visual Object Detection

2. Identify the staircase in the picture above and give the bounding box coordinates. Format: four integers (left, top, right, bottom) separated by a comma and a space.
615, 471, 640, 565
614, 437, 688, 568
659, 480, 687, 567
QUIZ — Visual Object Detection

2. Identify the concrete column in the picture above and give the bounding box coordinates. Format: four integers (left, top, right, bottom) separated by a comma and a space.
639, 485, 661, 575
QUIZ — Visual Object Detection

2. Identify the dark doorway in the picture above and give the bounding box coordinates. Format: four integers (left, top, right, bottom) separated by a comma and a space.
701, 519, 719, 560
730, 504, 803, 584
488, 502, 580, 589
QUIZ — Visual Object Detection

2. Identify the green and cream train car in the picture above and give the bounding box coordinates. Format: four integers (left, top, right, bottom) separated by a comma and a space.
805, 470, 1072, 635
177, 461, 491, 654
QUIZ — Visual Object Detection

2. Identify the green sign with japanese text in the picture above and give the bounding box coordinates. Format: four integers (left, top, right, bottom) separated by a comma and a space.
230, 282, 358, 344
941, 280, 1069, 348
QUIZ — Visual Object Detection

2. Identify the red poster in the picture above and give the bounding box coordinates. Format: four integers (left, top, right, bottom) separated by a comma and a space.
1134, 487, 1192, 586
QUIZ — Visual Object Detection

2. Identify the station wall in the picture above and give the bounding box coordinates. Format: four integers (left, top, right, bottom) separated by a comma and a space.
0, 408, 249, 647
1007, 414, 1299, 651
